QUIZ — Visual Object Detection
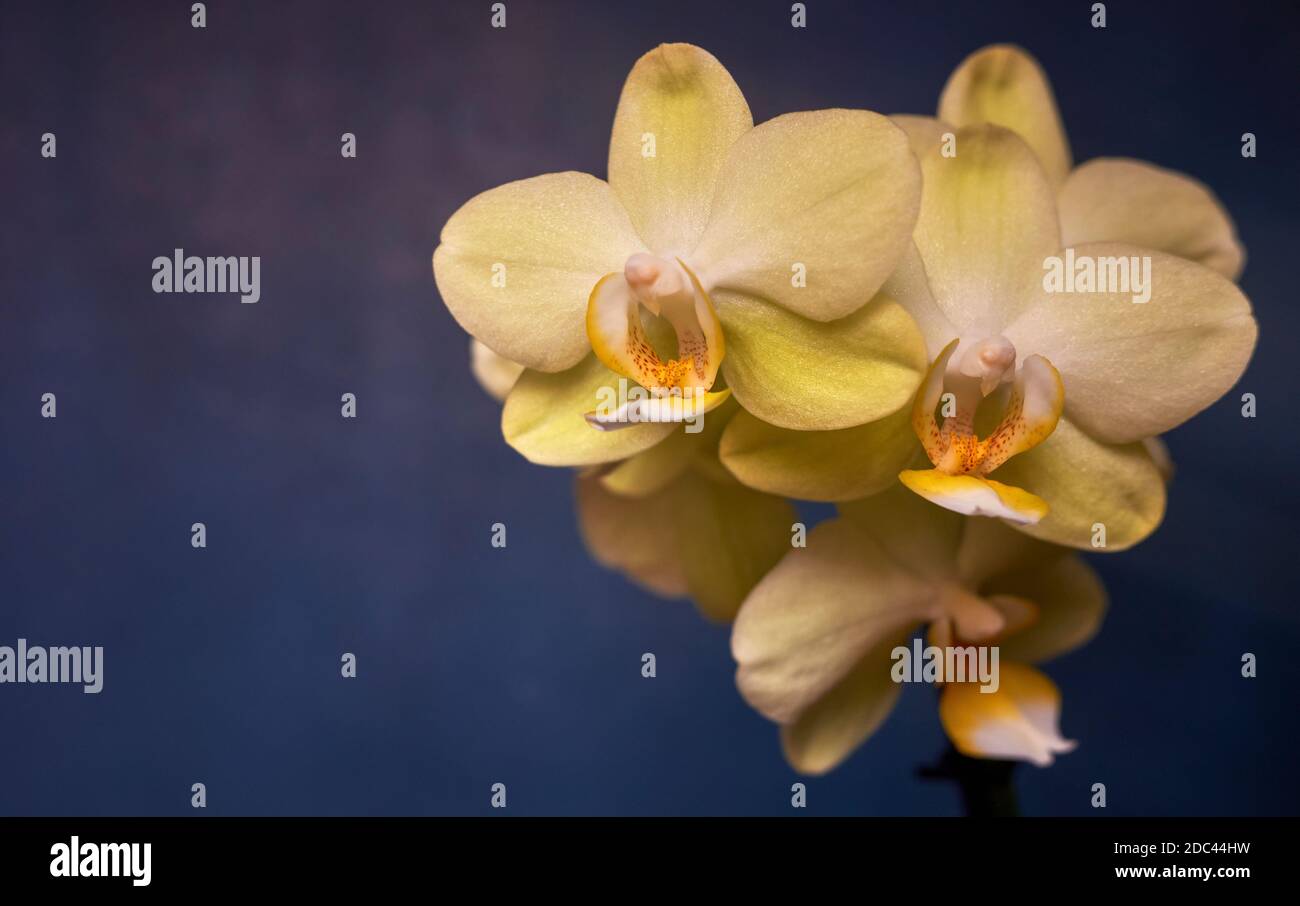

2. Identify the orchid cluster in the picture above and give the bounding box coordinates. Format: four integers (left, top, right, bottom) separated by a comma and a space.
434, 44, 1256, 773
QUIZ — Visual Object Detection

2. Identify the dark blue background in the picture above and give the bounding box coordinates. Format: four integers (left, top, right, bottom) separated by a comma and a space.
2, 0, 1297, 815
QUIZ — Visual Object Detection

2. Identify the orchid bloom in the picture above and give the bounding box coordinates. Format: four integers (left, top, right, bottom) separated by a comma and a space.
723, 123, 1256, 550
891, 124, 1255, 542
894, 43, 1245, 280
434, 43, 927, 471
731, 485, 1106, 774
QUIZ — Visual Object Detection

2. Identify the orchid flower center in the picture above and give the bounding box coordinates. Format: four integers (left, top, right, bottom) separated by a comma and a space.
914, 335, 1064, 478
898, 335, 1066, 523
619, 254, 717, 392
583, 253, 728, 430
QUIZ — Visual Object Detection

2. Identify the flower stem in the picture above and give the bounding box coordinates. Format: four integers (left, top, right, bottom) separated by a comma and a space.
918, 745, 1020, 817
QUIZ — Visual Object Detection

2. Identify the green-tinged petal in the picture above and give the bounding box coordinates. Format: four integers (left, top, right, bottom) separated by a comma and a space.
607, 43, 753, 256
470, 338, 524, 402
597, 429, 696, 497
940, 662, 1076, 766
578, 468, 793, 621
503, 354, 674, 466
914, 124, 1061, 335
938, 44, 1072, 187
731, 518, 932, 724
1059, 157, 1244, 280
434, 172, 644, 372
890, 114, 951, 159
575, 476, 689, 599
692, 110, 922, 321
988, 555, 1107, 664
716, 290, 927, 431
719, 405, 917, 502
1007, 243, 1257, 444
839, 483, 967, 581
780, 634, 909, 775
991, 416, 1166, 551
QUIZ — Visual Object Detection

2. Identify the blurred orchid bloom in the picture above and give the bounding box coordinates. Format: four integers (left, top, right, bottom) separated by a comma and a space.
575, 398, 795, 622
731, 486, 1106, 774
468, 350, 793, 623
435, 42, 928, 471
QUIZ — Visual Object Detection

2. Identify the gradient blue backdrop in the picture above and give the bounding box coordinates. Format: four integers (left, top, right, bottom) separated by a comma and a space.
2, 0, 1297, 815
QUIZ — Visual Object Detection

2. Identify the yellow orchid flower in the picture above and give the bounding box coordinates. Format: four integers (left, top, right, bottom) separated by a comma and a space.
731, 485, 1106, 774
576, 399, 795, 623
434, 43, 927, 469
722, 123, 1256, 550
894, 43, 1245, 280
893, 124, 1255, 542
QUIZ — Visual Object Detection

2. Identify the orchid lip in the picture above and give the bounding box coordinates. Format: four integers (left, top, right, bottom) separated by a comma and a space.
922, 335, 1063, 478
582, 253, 729, 431
899, 336, 1065, 523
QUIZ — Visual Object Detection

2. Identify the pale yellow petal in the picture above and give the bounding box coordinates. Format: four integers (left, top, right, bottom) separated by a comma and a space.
719, 405, 917, 502
1006, 243, 1257, 444
717, 289, 927, 431
607, 43, 753, 256
502, 354, 674, 466
692, 110, 921, 321
889, 114, 951, 159
914, 125, 1061, 334
989, 555, 1107, 664
940, 662, 1076, 766
838, 483, 965, 581
598, 396, 740, 496
731, 518, 932, 724
575, 475, 689, 599
581, 466, 793, 621
938, 44, 1072, 187
780, 634, 909, 775
597, 429, 696, 497
434, 172, 644, 371
469, 338, 524, 402
1058, 157, 1244, 280
954, 511, 1062, 587
880, 239, 958, 358
668, 470, 796, 622
991, 415, 1166, 551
